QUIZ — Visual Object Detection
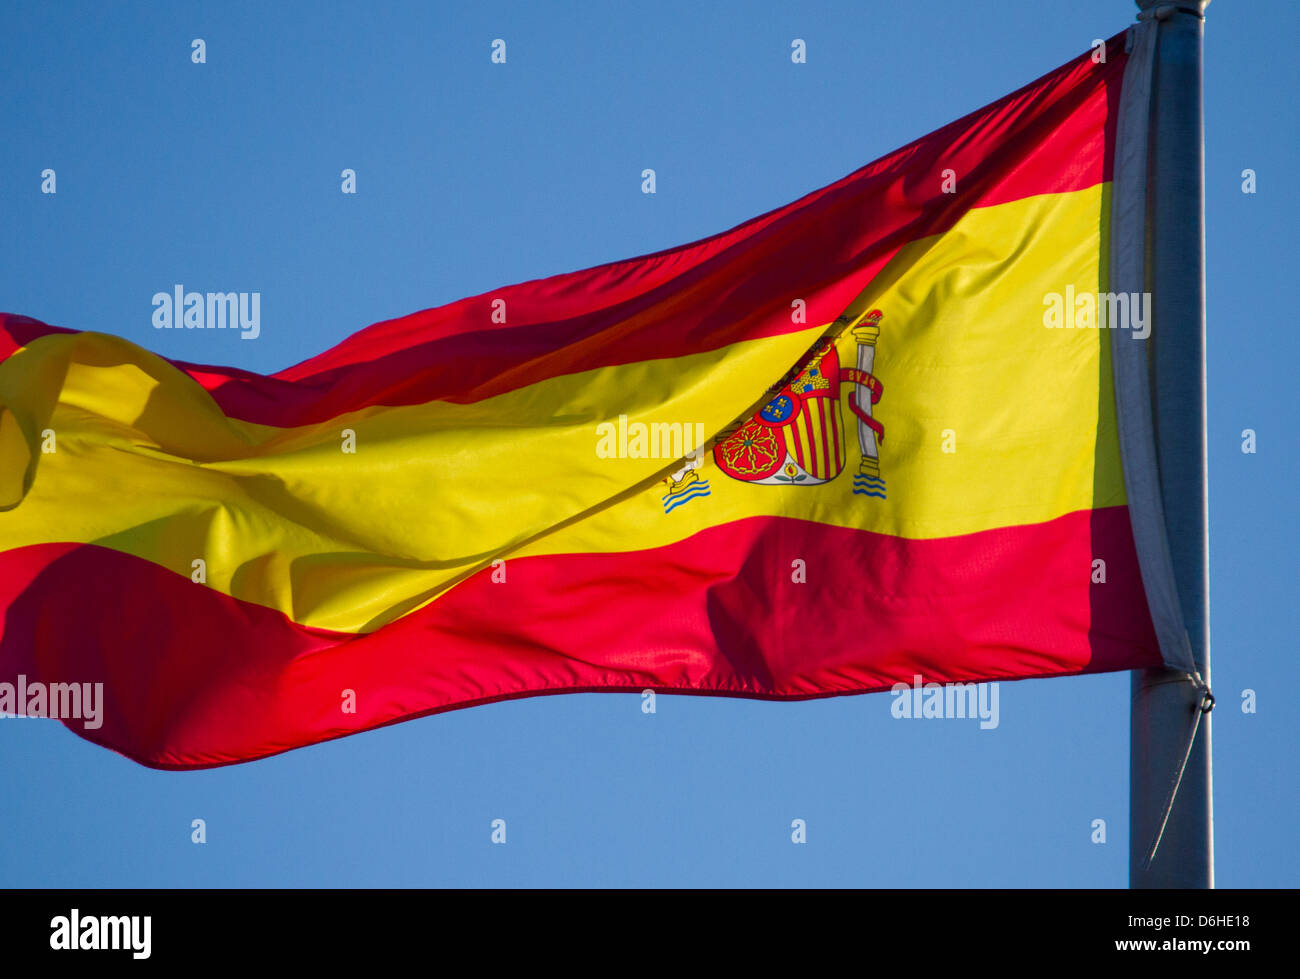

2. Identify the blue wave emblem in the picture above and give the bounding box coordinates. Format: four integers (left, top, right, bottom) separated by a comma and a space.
853, 474, 886, 500
662, 481, 711, 513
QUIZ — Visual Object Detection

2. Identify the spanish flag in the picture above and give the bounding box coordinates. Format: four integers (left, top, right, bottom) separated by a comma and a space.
0, 31, 1168, 769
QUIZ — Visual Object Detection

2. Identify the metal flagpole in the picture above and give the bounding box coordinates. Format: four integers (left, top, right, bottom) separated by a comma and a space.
1130, 0, 1213, 889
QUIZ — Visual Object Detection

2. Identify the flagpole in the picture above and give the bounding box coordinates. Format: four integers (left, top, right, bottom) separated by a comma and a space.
1129, 0, 1213, 888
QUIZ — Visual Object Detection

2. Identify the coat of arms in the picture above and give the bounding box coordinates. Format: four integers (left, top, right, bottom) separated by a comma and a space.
660, 310, 886, 511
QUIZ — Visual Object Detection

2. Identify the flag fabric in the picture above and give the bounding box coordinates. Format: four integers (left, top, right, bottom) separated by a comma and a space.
0, 30, 1164, 769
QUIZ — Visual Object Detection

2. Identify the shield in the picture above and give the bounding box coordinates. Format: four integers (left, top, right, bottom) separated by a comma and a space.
714, 340, 846, 485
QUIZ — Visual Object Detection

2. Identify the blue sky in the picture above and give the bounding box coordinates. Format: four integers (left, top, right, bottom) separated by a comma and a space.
2, 0, 1296, 887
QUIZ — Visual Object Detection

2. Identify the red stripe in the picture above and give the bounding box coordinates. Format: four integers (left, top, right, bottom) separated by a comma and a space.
790, 413, 805, 469
798, 403, 814, 476
831, 401, 843, 471
817, 398, 832, 477
787, 410, 802, 471
0, 505, 1158, 769
0, 36, 1126, 427
803, 401, 820, 478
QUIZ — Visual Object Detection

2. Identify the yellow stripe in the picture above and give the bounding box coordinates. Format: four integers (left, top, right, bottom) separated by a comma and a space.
1, 319, 825, 631
0, 184, 1119, 633
513, 183, 1123, 555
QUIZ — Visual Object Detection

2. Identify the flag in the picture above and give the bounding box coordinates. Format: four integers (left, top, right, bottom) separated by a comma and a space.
0, 30, 1165, 769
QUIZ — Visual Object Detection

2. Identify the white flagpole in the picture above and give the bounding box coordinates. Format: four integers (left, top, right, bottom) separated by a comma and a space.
1129, 0, 1214, 889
